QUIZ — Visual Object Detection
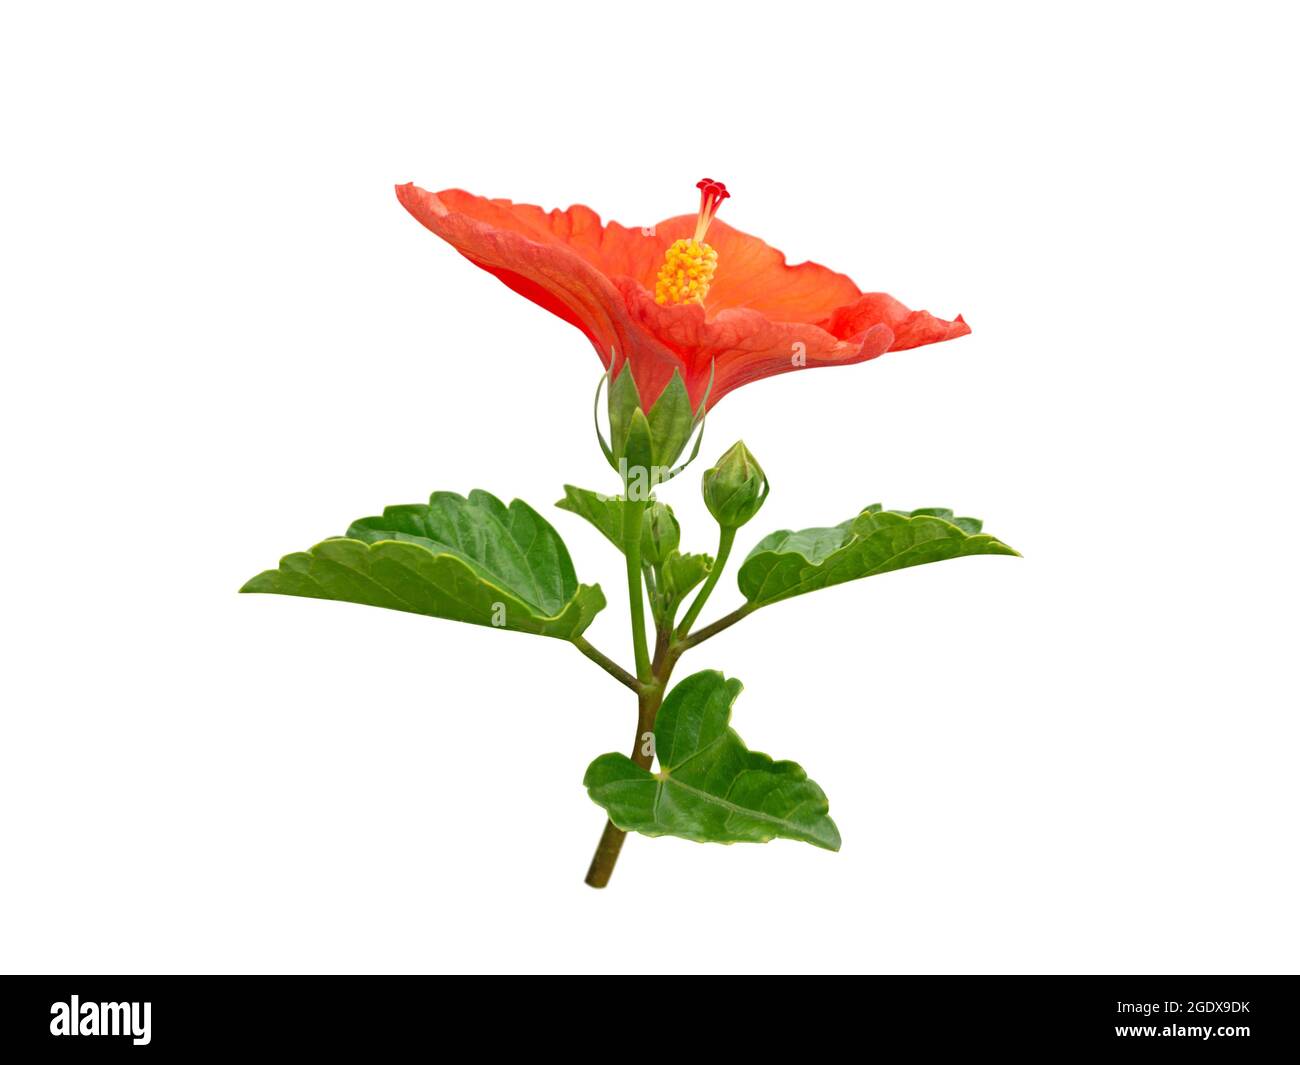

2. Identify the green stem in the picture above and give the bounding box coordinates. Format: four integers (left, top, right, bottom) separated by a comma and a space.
622, 496, 652, 682
675, 524, 736, 639
583, 516, 762, 886
584, 683, 660, 888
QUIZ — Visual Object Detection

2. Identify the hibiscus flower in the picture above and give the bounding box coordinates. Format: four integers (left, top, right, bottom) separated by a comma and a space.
396, 179, 969, 411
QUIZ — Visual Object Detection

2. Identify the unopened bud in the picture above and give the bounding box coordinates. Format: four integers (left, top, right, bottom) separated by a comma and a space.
701, 441, 769, 529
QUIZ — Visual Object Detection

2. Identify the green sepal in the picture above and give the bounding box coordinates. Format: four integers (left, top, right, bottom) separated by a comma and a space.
592, 372, 615, 467
607, 361, 642, 441
604, 362, 643, 479
739, 504, 1019, 608
646, 370, 694, 470
622, 407, 656, 496
584, 670, 840, 850
241, 489, 605, 640
601, 365, 707, 490
658, 363, 713, 484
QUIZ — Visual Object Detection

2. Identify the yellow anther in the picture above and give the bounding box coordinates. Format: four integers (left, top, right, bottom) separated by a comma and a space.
655, 239, 718, 306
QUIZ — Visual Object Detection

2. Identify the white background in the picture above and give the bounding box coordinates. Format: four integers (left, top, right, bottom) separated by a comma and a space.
2, 1, 1296, 975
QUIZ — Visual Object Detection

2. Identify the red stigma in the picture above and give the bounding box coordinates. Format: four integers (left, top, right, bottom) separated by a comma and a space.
696, 178, 730, 217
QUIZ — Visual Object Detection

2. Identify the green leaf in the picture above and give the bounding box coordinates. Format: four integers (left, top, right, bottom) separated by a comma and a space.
584, 670, 840, 850
661, 550, 712, 617
241, 489, 605, 639
739, 504, 1019, 608
555, 485, 680, 565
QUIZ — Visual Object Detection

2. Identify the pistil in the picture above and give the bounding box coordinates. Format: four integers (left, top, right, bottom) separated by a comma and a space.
654, 178, 730, 306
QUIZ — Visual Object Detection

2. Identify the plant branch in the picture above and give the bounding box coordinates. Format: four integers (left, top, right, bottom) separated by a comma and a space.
572, 637, 640, 692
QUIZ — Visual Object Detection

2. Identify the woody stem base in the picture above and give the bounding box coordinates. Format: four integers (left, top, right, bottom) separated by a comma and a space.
584, 821, 628, 889
584, 642, 679, 888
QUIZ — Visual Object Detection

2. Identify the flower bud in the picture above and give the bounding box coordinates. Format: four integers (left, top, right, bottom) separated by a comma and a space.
602, 365, 703, 496
701, 441, 769, 529
640, 503, 681, 565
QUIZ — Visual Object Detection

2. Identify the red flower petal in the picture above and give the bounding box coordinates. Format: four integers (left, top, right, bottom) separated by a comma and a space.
616, 280, 896, 407
644, 215, 864, 323
396, 183, 621, 359
820, 293, 971, 350
396, 183, 969, 410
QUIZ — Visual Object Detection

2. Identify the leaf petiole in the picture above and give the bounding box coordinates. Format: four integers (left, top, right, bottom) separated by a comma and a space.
572, 636, 641, 692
